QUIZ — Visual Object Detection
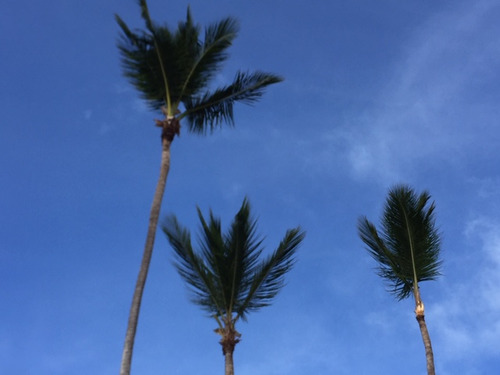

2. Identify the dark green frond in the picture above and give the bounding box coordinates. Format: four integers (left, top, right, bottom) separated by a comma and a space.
358, 217, 413, 299
178, 17, 239, 100
115, 13, 170, 111
115, 15, 136, 42
167, 8, 201, 101
182, 71, 284, 133
116, 2, 201, 112
192, 199, 265, 316
358, 185, 442, 300
237, 227, 305, 320
163, 199, 303, 323
138, 0, 155, 32
162, 215, 224, 315
195, 207, 231, 312
224, 199, 264, 313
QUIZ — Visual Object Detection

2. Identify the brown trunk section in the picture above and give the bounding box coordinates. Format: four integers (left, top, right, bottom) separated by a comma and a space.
120, 119, 177, 375
224, 350, 235, 375
219, 325, 240, 375
416, 312, 435, 375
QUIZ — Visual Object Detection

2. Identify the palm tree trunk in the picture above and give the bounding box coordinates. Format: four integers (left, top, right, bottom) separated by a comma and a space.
224, 350, 235, 375
220, 325, 239, 375
415, 304, 435, 375
120, 135, 172, 375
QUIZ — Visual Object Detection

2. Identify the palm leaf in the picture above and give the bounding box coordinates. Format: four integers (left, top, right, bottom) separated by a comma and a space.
358, 217, 412, 297
182, 71, 284, 133
137, 0, 155, 32
116, 13, 170, 110
237, 227, 305, 320
178, 16, 239, 100
116, 3, 201, 112
196, 208, 232, 314
223, 199, 264, 315
163, 215, 225, 316
358, 185, 442, 300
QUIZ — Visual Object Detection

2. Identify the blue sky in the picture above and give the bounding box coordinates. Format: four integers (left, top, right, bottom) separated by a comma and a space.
2, 0, 500, 374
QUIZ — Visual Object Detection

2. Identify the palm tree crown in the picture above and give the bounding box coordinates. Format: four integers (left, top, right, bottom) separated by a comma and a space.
163, 199, 304, 375
164, 198, 305, 322
358, 184, 442, 375
116, 0, 283, 135
358, 185, 442, 300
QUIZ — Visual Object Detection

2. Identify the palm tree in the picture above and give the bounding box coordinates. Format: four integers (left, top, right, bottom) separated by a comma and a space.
357, 185, 442, 375
163, 198, 305, 375
115, 1, 282, 374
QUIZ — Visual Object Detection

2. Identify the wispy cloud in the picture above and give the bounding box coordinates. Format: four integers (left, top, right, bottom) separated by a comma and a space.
83, 109, 92, 120
430, 217, 500, 366
340, 0, 500, 182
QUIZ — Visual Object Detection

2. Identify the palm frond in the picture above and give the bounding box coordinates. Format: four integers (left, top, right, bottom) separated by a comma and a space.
182, 71, 284, 133
165, 7, 201, 105
193, 199, 265, 316
178, 16, 239, 100
137, 0, 174, 110
116, 2, 201, 112
196, 207, 231, 314
223, 199, 264, 314
162, 215, 225, 316
138, 0, 155, 32
115, 13, 170, 111
237, 227, 305, 320
358, 185, 442, 300
358, 217, 412, 299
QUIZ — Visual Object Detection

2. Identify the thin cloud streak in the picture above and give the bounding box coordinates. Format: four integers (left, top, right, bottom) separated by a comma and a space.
430, 218, 500, 367
342, 0, 500, 182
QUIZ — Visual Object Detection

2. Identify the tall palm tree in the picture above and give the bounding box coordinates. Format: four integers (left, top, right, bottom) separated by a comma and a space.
115, 2, 282, 374
357, 185, 442, 375
163, 198, 305, 375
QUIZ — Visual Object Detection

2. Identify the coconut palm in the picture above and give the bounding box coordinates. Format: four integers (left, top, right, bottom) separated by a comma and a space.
357, 185, 442, 375
163, 198, 305, 375
115, 1, 283, 374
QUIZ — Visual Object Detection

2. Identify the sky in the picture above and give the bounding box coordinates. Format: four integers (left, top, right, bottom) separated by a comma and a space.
2, 0, 500, 374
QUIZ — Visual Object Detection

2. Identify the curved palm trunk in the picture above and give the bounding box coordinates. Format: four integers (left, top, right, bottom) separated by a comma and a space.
120, 119, 178, 375
414, 298, 435, 375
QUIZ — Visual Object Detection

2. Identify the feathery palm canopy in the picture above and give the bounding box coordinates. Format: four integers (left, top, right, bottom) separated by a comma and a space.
115, 0, 283, 133
358, 185, 442, 300
163, 198, 305, 321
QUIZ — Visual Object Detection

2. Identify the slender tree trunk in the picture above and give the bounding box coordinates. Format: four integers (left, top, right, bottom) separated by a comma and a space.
219, 323, 240, 375
415, 299, 435, 375
224, 350, 235, 375
120, 134, 173, 375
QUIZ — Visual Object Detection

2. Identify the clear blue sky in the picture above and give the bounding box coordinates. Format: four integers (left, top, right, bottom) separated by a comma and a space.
2, 0, 500, 374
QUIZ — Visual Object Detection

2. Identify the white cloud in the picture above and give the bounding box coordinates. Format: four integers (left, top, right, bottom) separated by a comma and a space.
341, 0, 500, 182
430, 217, 500, 365
471, 176, 500, 200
